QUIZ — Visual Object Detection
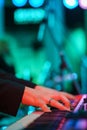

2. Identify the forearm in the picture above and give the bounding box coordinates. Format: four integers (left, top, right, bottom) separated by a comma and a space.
0, 69, 38, 116
0, 79, 25, 116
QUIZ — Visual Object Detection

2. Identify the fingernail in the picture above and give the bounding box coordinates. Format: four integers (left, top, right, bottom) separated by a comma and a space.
66, 108, 71, 111
46, 110, 51, 112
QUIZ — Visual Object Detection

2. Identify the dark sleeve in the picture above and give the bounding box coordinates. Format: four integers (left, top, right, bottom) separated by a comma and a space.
0, 79, 25, 116
0, 69, 36, 88
0, 69, 37, 116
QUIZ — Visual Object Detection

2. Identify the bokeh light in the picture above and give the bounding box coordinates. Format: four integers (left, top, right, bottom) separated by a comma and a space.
79, 0, 87, 9
63, 0, 78, 9
12, 0, 27, 7
28, 0, 45, 8
14, 8, 45, 24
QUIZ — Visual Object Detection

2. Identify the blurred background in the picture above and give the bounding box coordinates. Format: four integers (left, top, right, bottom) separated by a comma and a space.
0, 0, 87, 129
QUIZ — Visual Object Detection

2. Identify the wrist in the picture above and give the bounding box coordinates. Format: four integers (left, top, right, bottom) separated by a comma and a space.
22, 86, 33, 104
35, 85, 42, 90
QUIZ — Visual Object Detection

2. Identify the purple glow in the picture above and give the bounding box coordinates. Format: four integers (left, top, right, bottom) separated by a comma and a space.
79, 0, 87, 9
75, 119, 87, 129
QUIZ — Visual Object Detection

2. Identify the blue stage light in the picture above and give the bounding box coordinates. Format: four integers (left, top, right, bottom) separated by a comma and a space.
12, 0, 27, 7
63, 0, 78, 9
29, 0, 45, 8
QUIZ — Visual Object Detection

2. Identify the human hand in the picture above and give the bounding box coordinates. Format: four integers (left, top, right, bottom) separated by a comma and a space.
35, 86, 75, 111
22, 86, 75, 112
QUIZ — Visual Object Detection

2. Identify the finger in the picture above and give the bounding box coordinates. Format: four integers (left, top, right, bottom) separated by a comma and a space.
39, 100, 51, 112
49, 99, 70, 111
57, 95, 71, 109
61, 92, 75, 100
53, 94, 71, 109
